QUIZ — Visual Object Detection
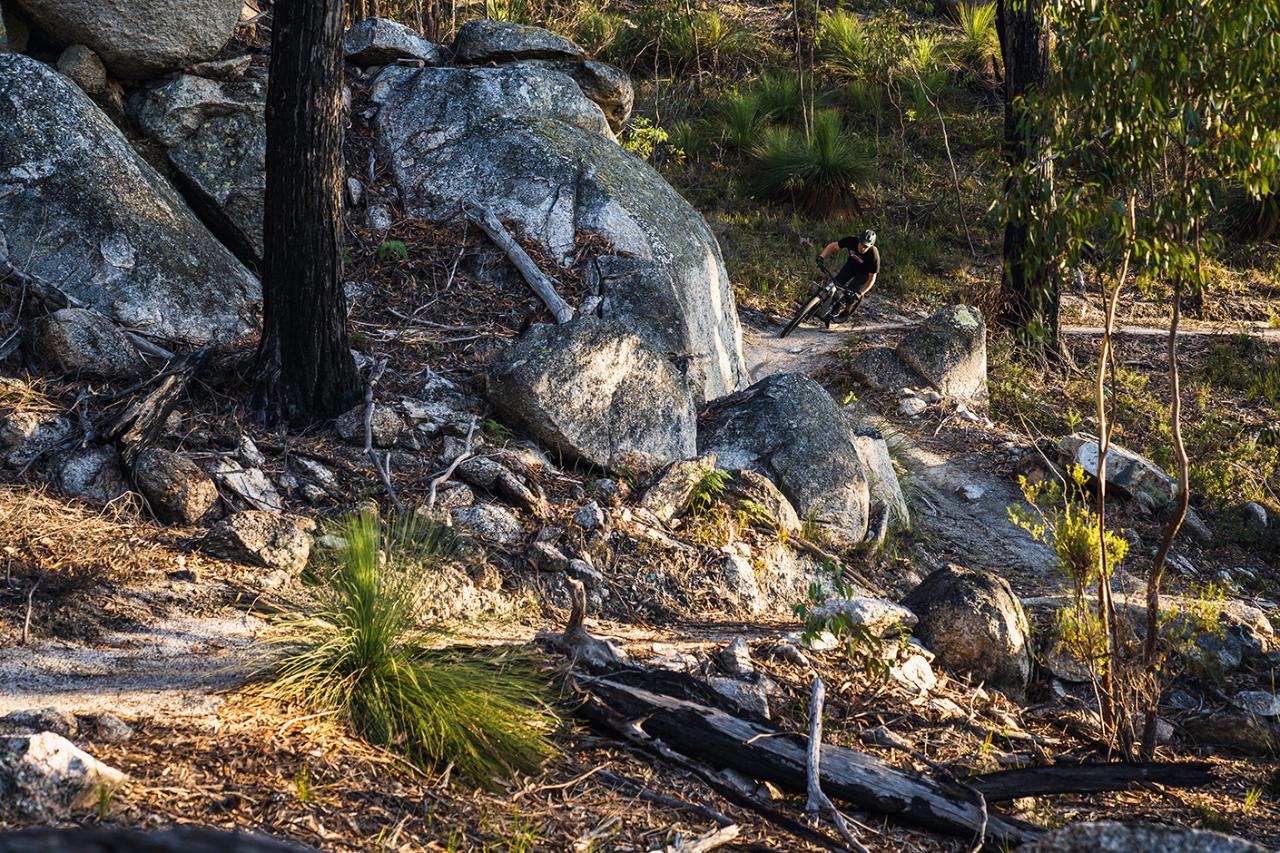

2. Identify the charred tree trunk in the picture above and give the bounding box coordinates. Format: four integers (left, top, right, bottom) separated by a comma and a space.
997, 0, 1058, 357
255, 0, 360, 425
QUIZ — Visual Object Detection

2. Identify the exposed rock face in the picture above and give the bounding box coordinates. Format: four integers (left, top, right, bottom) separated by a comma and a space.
372, 62, 746, 402
1057, 433, 1176, 506
851, 345, 927, 393
453, 19, 585, 64
0, 732, 126, 820
639, 455, 717, 523
453, 501, 522, 545
0, 411, 70, 468
12, 0, 242, 78
345, 17, 443, 66
724, 469, 801, 533
896, 304, 987, 401
128, 68, 267, 265
204, 510, 313, 573
903, 565, 1031, 697
697, 372, 870, 544
488, 318, 697, 471
32, 308, 146, 380
54, 45, 121, 120
0, 55, 260, 345
851, 428, 909, 528
1023, 821, 1267, 853
132, 448, 219, 524
525, 58, 633, 132
48, 445, 130, 506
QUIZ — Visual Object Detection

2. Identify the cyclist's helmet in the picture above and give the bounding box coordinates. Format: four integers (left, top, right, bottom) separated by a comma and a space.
860, 229, 877, 247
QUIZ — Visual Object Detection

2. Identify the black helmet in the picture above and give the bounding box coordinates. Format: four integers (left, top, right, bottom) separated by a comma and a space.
860, 229, 877, 247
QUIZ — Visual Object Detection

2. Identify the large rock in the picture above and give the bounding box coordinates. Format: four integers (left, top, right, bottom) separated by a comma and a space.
0, 732, 126, 820
903, 565, 1031, 697
1057, 433, 1176, 506
697, 372, 871, 544
488, 318, 696, 471
345, 17, 442, 66
204, 510, 313, 573
0, 411, 70, 468
0, 55, 260, 345
12, 0, 241, 78
133, 447, 219, 524
1023, 821, 1268, 852
128, 68, 267, 265
526, 58, 633, 133
895, 304, 987, 401
48, 445, 130, 506
851, 428, 909, 528
724, 469, 801, 534
31, 308, 146, 380
372, 63, 745, 402
453, 19, 585, 64
639, 454, 717, 523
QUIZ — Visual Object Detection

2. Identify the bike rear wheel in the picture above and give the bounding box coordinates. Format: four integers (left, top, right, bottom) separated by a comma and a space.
780, 295, 823, 338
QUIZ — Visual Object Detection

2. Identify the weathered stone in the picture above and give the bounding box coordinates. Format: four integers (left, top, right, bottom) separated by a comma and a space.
453, 19, 585, 64
48, 445, 130, 506
1241, 501, 1269, 535
372, 63, 746, 402
1, 6, 29, 52
187, 54, 253, 80
12, 0, 242, 78
529, 541, 569, 572
639, 455, 717, 523
0, 708, 77, 738
335, 402, 405, 448
75, 712, 132, 744
574, 501, 605, 531
720, 554, 763, 614
809, 597, 917, 638
1182, 711, 1279, 755
488, 318, 696, 470
128, 68, 267, 264
0, 732, 126, 820
133, 447, 218, 524
1023, 821, 1268, 852
707, 675, 771, 720
54, 45, 122, 120
850, 346, 927, 393
851, 428, 909, 528
903, 565, 1032, 697
525, 58, 633, 132
1056, 433, 1176, 506
0, 55, 260, 345
723, 468, 801, 534
31, 308, 145, 380
895, 304, 987, 401
345, 17, 442, 66
0, 411, 71, 468
204, 510, 313, 573
209, 458, 282, 513
717, 637, 754, 676
453, 502, 522, 545
1233, 691, 1280, 717
697, 372, 870, 545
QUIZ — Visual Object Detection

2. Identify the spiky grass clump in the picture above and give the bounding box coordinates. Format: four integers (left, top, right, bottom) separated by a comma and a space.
753, 110, 874, 217
263, 511, 556, 785
717, 91, 768, 155
954, 2, 1000, 78
818, 10, 872, 77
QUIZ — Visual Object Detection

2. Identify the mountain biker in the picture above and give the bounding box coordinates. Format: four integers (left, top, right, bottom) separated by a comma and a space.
817, 229, 879, 325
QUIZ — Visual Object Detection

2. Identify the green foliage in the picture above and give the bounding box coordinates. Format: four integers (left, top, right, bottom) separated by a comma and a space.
262, 511, 556, 785
621, 116, 670, 161
571, 7, 625, 55
754, 71, 806, 124
817, 10, 872, 78
667, 118, 712, 161
685, 466, 732, 517
610, 4, 762, 73
953, 2, 1000, 76
716, 91, 768, 155
1009, 465, 1129, 597
792, 562, 893, 678
377, 239, 409, 262
1199, 335, 1280, 408
753, 110, 874, 216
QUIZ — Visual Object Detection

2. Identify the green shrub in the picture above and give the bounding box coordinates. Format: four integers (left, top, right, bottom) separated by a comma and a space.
753, 110, 874, 216
717, 90, 769, 155
667, 118, 712, 161
621, 116, 669, 161
377, 239, 409, 262
754, 71, 805, 124
953, 2, 1000, 78
818, 10, 872, 77
573, 7, 626, 56
261, 510, 556, 785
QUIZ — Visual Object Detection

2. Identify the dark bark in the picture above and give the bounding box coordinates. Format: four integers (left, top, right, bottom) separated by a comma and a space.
997, 0, 1059, 355
254, 0, 360, 425
968, 760, 1213, 801
0, 826, 316, 852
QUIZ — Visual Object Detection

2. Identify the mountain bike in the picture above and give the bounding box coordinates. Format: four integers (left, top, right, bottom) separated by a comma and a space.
779, 258, 857, 338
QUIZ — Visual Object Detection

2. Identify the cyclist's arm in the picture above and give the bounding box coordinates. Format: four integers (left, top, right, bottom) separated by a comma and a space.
858, 272, 877, 295
818, 241, 841, 259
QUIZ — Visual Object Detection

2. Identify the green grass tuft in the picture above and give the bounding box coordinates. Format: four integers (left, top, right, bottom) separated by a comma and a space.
261, 510, 556, 785
753, 110, 874, 217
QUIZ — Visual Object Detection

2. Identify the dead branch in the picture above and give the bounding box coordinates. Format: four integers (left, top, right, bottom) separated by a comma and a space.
805, 677, 871, 853
650, 824, 740, 853
462, 199, 575, 324
20, 571, 42, 645
967, 761, 1214, 802
595, 769, 736, 828
426, 415, 477, 510
107, 350, 206, 467
363, 357, 402, 510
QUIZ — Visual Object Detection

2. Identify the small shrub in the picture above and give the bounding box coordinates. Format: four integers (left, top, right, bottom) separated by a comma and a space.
953, 2, 1000, 78
377, 239, 409, 262
717, 91, 768, 155
621, 116, 669, 161
753, 110, 874, 216
685, 466, 732, 516
260, 511, 556, 785
818, 10, 872, 77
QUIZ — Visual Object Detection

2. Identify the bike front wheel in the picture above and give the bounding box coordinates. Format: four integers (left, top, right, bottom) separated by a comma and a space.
780, 295, 823, 338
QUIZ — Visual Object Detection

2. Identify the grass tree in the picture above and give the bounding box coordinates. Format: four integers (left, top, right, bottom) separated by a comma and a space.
1008, 0, 1280, 757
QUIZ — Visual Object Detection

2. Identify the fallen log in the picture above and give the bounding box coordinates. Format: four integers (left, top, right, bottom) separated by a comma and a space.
968, 761, 1215, 802
576, 673, 1043, 849
463, 199, 576, 324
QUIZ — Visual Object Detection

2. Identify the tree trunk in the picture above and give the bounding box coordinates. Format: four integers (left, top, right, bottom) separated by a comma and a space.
997, 0, 1058, 356
255, 0, 361, 425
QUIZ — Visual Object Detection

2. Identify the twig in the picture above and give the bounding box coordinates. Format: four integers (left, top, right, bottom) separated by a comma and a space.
805, 678, 871, 853
364, 357, 402, 510
426, 416, 477, 510
462, 199, 575, 324
20, 571, 42, 646
595, 769, 736, 828
911, 67, 976, 259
